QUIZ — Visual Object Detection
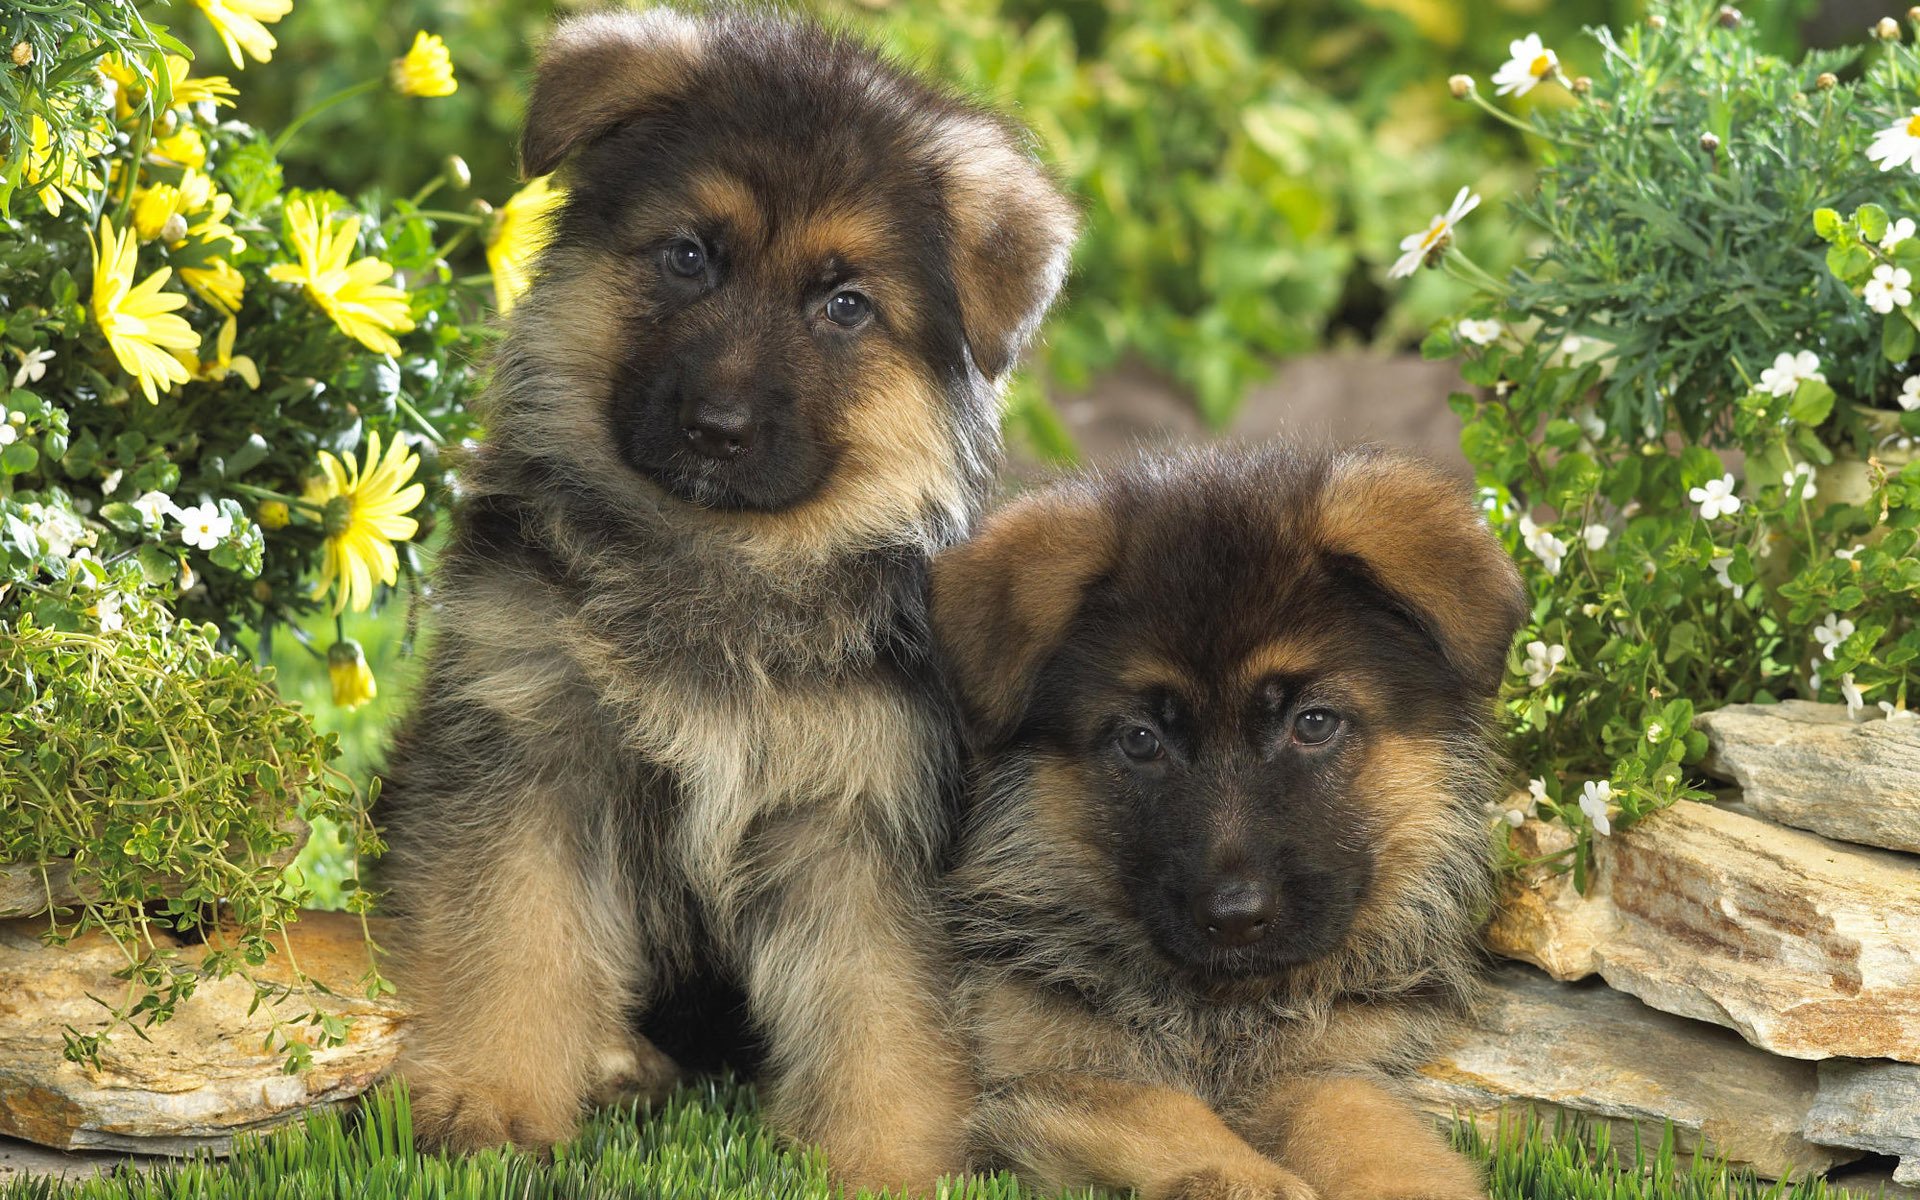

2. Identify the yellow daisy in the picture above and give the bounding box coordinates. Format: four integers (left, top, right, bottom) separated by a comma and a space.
304, 430, 424, 614
327, 639, 377, 709
173, 316, 260, 387
267, 196, 416, 356
188, 191, 246, 257
181, 257, 247, 314
486, 175, 566, 315
162, 55, 240, 108
150, 126, 208, 169
24, 114, 103, 217
90, 216, 199, 404
391, 31, 457, 98
192, 0, 293, 68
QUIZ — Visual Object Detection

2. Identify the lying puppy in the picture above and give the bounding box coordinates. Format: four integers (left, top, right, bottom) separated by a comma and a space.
931, 445, 1526, 1200
376, 6, 1074, 1191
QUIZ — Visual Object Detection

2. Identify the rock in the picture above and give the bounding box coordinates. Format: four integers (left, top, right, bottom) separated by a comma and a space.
1488, 802, 1920, 1064
1410, 962, 1848, 1179
1697, 701, 1920, 854
1806, 1060, 1920, 1186
0, 911, 403, 1154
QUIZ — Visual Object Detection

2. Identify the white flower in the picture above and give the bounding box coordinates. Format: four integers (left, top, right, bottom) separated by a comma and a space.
1901, 376, 1920, 412
1492, 33, 1558, 98
1757, 351, 1823, 397
1526, 777, 1549, 814
93, 590, 124, 633
26, 503, 86, 559
1523, 639, 1567, 688
1562, 335, 1586, 355
1579, 780, 1613, 837
1885, 217, 1918, 251
1689, 473, 1742, 521
1835, 544, 1865, 561
11, 347, 53, 389
1582, 523, 1610, 551
1709, 555, 1745, 601
1502, 808, 1526, 827
0, 424, 14, 447
174, 502, 232, 551
1868, 108, 1920, 173
101, 468, 123, 496
1572, 404, 1607, 443
1528, 528, 1568, 575
1389, 187, 1481, 280
132, 490, 176, 527
1782, 462, 1819, 501
1865, 263, 1914, 314
1814, 612, 1856, 660
1457, 318, 1504, 346
1841, 673, 1865, 719
1646, 721, 1665, 742
1880, 701, 1917, 721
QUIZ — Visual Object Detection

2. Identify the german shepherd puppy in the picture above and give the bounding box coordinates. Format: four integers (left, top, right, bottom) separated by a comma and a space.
930, 446, 1526, 1200
375, 7, 1075, 1190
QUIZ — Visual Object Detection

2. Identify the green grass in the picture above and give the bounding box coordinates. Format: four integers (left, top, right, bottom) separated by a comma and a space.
0, 1081, 1882, 1200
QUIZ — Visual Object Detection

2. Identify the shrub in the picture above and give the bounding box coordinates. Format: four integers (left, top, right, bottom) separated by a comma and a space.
1407, 0, 1920, 877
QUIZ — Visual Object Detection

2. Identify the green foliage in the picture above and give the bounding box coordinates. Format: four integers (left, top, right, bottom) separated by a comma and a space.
0, 1084, 1867, 1200
1421, 0, 1920, 866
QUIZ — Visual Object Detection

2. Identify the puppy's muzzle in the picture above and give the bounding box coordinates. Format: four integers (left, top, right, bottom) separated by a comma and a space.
679, 395, 756, 461
1190, 877, 1276, 948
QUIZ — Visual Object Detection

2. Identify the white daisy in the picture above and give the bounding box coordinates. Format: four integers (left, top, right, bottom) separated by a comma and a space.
1868, 108, 1920, 173
1835, 544, 1865, 561
26, 503, 86, 559
1492, 33, 1559, 98
1709, 555, 1745, 600
1841, 673, 1865, 719
1527, 528, 1568, 576
1523, 640, 1567, 688
93, 590, 124, 633
1457, 318, 1504, 346
1688, 473, 1742, 521
1582, 523, 1610, 551
174, 502, 232, 551
1865, 263, 1914, 314
1782, 462, 1819, 501
131, 490, 176, 527
1756, 351, 1823, 397
1579, 780, 1613, 837
1900, 375, 1920, 411
0, 424, 14, 447
1646, 721, 1664, 742
1814, 613, 1856, 660
1883, 216, 1917, 252
101, 468, 123, 496
11, 347, 53, 389
1389, 187, 1481, 280
1526, 777, 1549, 814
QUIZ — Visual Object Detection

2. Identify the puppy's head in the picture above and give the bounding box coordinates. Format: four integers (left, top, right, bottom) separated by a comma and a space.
500, 7, 1076, 551
934, 446, 1526, 984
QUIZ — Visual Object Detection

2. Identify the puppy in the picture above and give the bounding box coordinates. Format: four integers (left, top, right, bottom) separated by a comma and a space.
931, 446, 1526, 1200
375, 7, 1075, 1191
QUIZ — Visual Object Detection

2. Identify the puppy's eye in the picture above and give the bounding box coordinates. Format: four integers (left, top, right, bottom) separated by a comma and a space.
1292, 709, 1340, 746
1118, 726, 1164, 762
823, 290, 872, 328
664, 239, 707, 278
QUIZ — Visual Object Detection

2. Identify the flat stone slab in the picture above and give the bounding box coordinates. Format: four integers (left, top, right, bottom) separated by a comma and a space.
0, 911, 403, 1154
1489, 803, 1920, 1064
1411, 962, 1847, 1179
1807, 1060, 1920, 1186
1698, 701, 1920, 854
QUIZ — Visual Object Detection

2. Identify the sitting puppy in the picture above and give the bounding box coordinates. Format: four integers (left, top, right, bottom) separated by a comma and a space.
377, 6, 1074, 1192
930, 446, 1526, 1200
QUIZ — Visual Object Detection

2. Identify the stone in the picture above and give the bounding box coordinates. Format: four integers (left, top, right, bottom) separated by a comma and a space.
1697, 701, 1920, 854
1488, 801, 1920, 1064
1806, 1060, 1920, 1186
0, 911, 403, 1154
1410, 962, 1847, 1180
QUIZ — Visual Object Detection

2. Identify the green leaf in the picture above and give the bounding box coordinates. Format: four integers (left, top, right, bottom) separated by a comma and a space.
1, 441, 38, 475
1786, 379, 1835, 428
1858, 203, 1890, 243
1827, 242, 1873, 283
1812, 207, 1844, 241
98, 502, 143, 532
1887, 312, 1918, 363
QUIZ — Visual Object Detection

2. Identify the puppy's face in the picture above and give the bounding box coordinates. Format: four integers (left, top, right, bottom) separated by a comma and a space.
504, 10, 1076, 539
934, 449, 1528, 983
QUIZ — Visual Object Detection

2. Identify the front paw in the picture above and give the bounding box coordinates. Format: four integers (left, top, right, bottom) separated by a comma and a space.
1167, 1166, 1321, 1200
585, 1034, 683, 1110
409, 1077, 579, 1156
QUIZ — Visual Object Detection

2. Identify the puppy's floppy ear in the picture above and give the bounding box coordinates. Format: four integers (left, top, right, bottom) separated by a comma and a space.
1316, 451, 1528, 697
520, 9, 705, 178
930, 116, 1079, 379
931, 485, 1113, 745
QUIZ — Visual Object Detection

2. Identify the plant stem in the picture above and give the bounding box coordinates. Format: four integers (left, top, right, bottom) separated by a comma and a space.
269, 79, 383, 159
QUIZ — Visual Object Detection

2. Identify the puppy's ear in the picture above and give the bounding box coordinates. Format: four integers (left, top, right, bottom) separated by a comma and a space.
520, 10, 705, 178
931, 486, 1113, 745
1317, 451, 1528, 697
931, 117, 1078, 379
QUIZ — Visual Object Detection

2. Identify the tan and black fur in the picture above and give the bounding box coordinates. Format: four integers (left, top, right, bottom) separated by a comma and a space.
375, 7, 1075, 1191
931, 446, 1527, 1200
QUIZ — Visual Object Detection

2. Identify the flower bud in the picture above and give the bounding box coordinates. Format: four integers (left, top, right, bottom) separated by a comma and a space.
1448, 74, 1474, 99
257, 499, 290, 530
1572, 75, 1593, 95
1878, 15, 1902, 39
1816, 71, 1839, 90
469, 198, 495, 218
1648, 13, 1668, 29
1700, 131, 1721, 153
328, 639, 378, 709
10, 41, 31, 67
1911, 5, 1920, 21
1717, 5, 1742, 27
159, 212, 189, 245
443, 154, 471, 190
252, 579, 274, 603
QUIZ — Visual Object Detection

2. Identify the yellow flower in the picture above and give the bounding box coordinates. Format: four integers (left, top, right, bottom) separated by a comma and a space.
486, 176, 566, 315
327, 639, 378, 709
173, 316, 259, 387
90, 216, 199, 404
181, 257, 247, 314
150, 126, 207, 169
391, 31, 457, 97
268, 196, 416, 356
23, 114, 103, 217
304, 430, 424, 614
132, 169, 215, 243
188, 191, 246, 257
163, 55, 240, 108
192, 0, 293, 68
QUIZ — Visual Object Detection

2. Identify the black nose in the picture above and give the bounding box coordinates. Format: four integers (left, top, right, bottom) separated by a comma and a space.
1191, 879, 1276, 948
679, 399, 756, 461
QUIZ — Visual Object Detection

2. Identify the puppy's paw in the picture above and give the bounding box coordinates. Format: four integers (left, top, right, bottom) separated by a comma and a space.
585, 1033, 683, 1110
409, 1078, 579, 1157
1166, 1166, 1321, 1200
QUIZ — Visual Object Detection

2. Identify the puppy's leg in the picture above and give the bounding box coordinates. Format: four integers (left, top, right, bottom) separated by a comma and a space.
390, 787, 651, 1154
731, 815, 970, 1194
1239, 1076, 1484, 1200
974, 1072, 1318, 1200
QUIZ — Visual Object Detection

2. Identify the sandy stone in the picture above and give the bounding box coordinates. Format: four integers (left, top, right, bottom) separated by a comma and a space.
0, 911, 402, 1154
1806, 1060, 1920, 1186
1487, 802, 1920, 1064
1698, 701, 1920, 854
